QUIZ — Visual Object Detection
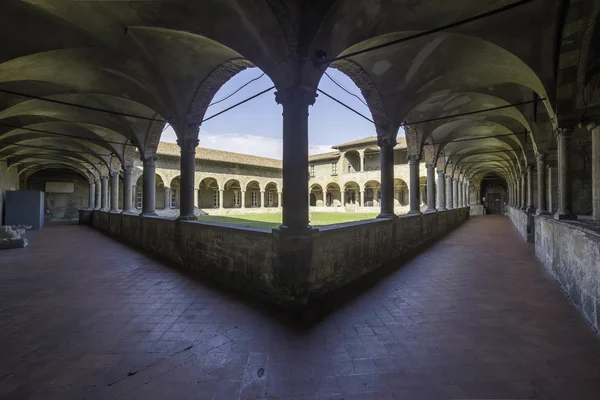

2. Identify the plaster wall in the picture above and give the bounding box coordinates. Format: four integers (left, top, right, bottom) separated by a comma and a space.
535, 216, 600, 332
0, 160, 19, 225
26, 170, 88, 220
88, 208, 469, 306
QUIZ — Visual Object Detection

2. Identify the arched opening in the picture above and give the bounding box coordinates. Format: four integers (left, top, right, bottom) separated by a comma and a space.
326, 183, 342, 207
310, 184, 324, 207
480, 173, 507, 215
344, 150, 361, 173
169, 176, 180, 209
419, 177, 427, 206
264, 182, 278, 207
245, 180, 261, 208
364, 180, 381, 207
135, 174, 165, 210
364, 147, 381, 171
223, 179, 242, 209
394, 179, 409, 207
344, 181, 360, 206
198, 177, 220, 209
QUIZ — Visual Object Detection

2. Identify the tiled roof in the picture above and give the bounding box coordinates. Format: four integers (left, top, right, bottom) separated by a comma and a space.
308, 152, 340, 162
156, 142, 282, 169
332, 136, 407, 150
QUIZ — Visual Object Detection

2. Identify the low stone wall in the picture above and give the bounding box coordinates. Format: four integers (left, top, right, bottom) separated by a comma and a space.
535, 216, 600, 331
508, 206, 532, 242
87, 208, 470, 306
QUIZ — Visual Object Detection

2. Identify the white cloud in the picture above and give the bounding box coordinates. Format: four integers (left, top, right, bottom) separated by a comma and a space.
161, 126, 333, 159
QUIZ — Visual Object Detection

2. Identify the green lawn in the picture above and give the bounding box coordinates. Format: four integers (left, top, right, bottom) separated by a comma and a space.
197, 212, 379, 229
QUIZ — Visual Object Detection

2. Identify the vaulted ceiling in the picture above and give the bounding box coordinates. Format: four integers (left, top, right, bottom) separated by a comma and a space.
1, 0, 598, 186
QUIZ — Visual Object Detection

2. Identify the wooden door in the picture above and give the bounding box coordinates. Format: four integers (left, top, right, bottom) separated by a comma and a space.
486, 193, 503, 214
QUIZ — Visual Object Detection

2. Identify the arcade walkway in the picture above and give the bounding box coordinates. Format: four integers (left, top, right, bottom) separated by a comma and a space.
0, 217, 599, 399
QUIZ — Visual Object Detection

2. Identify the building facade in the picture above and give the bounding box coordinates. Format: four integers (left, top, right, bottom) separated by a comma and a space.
132, 136, 426, 216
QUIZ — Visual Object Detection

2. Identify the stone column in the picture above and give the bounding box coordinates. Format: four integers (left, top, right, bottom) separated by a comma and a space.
219, 189, 224, 209
465, 183, 469, 206
536, 153, 547, 215
526, 164, 534, 213
178, 134, 199, 220
360, 190, 365, 207
278, 191, 282, 208
424, 163, 436, 213
164, 187, 171, 209
437, 171, 446, 211
547, 166, 553, 212
88, 181, 95, 210
132, 184, 137, 209
275, 87, 316, 231
241, 190, 246, 208
592, 125, 600, 220
110, 171, 119, 212
459, 181, 464, 208
446, 175, 453, 209
260, 191, 265, 208
194, 189, 199, 208
359, 152, 365, 172
555, 128, 576, 220
378, 137, 395, 218
141, 155, 158, 216
408, 155, 421, 215
520, 172, 526, 210
123, 166, 133, 213
452, 178, 458, 209
95, 179, 101, 209
100, 176, 108, 210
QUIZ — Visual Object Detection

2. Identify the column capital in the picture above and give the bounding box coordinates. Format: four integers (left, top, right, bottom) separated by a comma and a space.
377, 136, 396, 149
425, 162, 435, 169
275, 86, 317, 107
535, 152, 547, 162
177, 135, 199, 149
123, 165, 134, 173
555, 127, 573, 137
408, 154, 420, 164
141, 155, 159, 165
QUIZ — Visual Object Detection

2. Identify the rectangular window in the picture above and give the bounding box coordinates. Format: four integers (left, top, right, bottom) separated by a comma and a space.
170, 190, 176, 208
136, 190, 143, 209
251, 191, 258, 207
331, 162, 337, 175
267, 191, 274, 206
309, 165, 315, 178
213, 189, 219, 208
233, 190, 240, 207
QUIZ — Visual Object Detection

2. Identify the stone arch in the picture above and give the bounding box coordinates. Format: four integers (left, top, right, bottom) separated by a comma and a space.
364, 180, 381, 207
264, 182, 279, 208
223, 179, 242, 209
344, 181, 360, 205
198, 177, 220, 209
343, 150, 361, 173
168, 176, 181, 209
310, 183, 324, 207
394, 179, 409, 207
135, 173, 166, 210
245, 180, 261, 208
325, 182, 342, 207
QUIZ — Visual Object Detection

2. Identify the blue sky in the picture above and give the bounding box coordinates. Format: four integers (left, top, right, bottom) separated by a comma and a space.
161, 68, 403, 159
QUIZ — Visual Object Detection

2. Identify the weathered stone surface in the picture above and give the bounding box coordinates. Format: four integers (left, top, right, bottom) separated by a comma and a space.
534, 215, 600, 332
507, 206, 530, 242
0, 238, 27, 249
87, 208, 469, 306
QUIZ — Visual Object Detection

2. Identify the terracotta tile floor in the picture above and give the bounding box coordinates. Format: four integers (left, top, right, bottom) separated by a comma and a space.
1, 216, 599, 399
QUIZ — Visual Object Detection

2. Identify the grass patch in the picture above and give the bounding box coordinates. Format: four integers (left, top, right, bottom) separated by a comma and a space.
196, 212, 379, 229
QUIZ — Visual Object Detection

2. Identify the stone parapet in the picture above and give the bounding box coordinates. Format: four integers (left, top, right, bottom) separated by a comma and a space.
88, 208, 470, 307
534, 216, 600, 332
507, 206, 533, 242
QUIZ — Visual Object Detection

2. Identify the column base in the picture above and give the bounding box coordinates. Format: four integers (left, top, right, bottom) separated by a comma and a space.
109, 209, 121, 214
535, 209, 549, 216
526, 206, 535, 213
437, 207, 448, 212
277, 224, 313, 234
121, 210, 138, 215
140, 211, 158, 217
376, 212, 395, 219
554, 212, 577, 220
424, 208, 437, 214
